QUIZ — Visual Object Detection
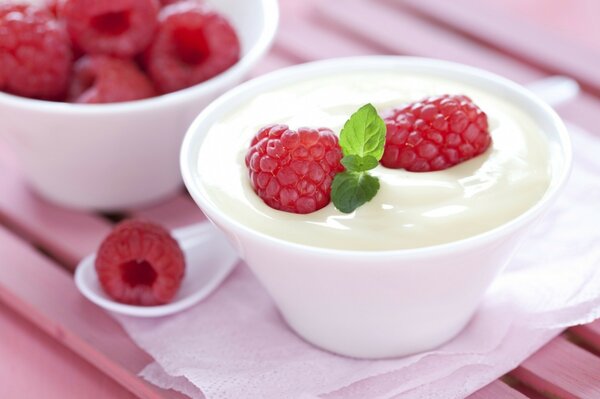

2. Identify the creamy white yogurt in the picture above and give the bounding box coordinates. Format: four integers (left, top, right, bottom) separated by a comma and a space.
196, 72, 551, 250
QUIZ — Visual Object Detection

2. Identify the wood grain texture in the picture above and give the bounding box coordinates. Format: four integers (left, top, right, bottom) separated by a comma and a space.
468, 380, 529, 399
0, 303, 135, 399
511, 336, 600, 399
571, 319, 600, 353
398, 0, 600, 95
130, 193, 206, 230
0, 152, 111, 269
316, 0, 543, 83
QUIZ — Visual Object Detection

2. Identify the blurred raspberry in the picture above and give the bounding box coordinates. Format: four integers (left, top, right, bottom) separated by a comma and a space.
95, 219, 185, 306
60, 0, 159, 57
0, 4, 72, 99
246, 125, 344, 214
144, 1, 240, 93
44, 0, 60, 16
381, 95, 491, 171
68, 55, 156, 103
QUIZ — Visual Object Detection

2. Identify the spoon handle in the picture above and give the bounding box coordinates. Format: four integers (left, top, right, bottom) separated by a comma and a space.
526, 76, 579, 107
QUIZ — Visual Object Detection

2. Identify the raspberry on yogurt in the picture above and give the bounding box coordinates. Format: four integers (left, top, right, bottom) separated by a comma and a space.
381, 95, 491, 172
245, 125, 345, 214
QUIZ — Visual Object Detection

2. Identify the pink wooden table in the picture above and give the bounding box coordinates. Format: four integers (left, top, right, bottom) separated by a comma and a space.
2, 0, 600, 398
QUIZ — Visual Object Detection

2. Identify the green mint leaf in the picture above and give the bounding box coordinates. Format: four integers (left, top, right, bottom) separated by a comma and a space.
338, 103, 386, 160
331, 171, 380, 214
341, 154, 379, 172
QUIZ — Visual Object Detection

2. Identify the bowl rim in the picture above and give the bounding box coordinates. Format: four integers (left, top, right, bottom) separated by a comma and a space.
0, 0, 279, 115
180, 56, 573, 259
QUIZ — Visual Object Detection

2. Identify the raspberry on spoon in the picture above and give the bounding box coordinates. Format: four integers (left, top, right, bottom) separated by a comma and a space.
381, 95, 491, 171
245, 125, 344, 214
95, 219, 185, 306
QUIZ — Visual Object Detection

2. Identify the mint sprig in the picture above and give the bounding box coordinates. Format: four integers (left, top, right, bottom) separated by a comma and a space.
332, 103, 386, 213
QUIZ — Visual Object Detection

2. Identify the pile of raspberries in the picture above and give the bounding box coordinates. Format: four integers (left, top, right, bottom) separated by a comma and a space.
0, 0, 240, 103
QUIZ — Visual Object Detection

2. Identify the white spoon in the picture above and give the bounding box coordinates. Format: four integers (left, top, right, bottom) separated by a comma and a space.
75, 75, 579, 317
75, 222, 238, 317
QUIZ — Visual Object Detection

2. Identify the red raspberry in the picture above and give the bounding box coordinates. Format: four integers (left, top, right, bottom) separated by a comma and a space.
0, 4, 72, 100
60, 0, 159, 57
144, 1, 240, 93
381, 95, 491, 172
159, 0, 183, 6
159, 0, 204, 5
95, 219, 185, 306
68, 55, 156, 103
44, 0, 60, 16
245, 125, 344, 214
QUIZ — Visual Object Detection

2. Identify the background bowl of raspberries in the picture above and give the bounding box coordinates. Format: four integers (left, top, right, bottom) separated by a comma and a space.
0, 0, 279, 209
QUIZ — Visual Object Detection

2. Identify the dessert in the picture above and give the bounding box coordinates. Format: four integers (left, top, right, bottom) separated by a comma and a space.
196, 71, 552, 250
95, 219, 185, 306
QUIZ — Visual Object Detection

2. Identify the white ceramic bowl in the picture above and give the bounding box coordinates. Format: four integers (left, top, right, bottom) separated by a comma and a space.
180, 56, 572, 358
0, 0, 278, 210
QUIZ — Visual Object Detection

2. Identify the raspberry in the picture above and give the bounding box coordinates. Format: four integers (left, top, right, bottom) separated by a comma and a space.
0, 4, 72, 99
68, 55, 156, 103
159, 0, 203, 6
60, 0, 159, 57
95, 219, 185, 306
159, 0, 183, 6
245, 125, 344, 214
44, 0, 60, 16
381, 95, 491, 172
144, 1, 240, 93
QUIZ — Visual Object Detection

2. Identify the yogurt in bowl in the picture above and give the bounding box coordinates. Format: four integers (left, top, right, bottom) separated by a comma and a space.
181, 57, 571, 358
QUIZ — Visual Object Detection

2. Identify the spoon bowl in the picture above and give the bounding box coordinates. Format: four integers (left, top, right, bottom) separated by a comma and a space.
74, 222, 238, 317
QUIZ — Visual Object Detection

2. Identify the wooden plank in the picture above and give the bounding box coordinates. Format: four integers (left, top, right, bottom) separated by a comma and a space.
571, 319, 600, 353
511, 336, 600, 399
468, 380, 529, 399
0, 151, 111, 269
0, 225, 185, 399
510, 383, 549, 399
129, 193, 206, 230
397, 0, 600, 95
250, 50, 296, 77
0, 303, 135, 399
313, 0, 600, 135
274, 15, 381, 61
315, 0, 543, 84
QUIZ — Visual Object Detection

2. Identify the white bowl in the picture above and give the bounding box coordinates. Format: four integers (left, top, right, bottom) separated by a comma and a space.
0, 0, 278, 210
180, 56, 572, 358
